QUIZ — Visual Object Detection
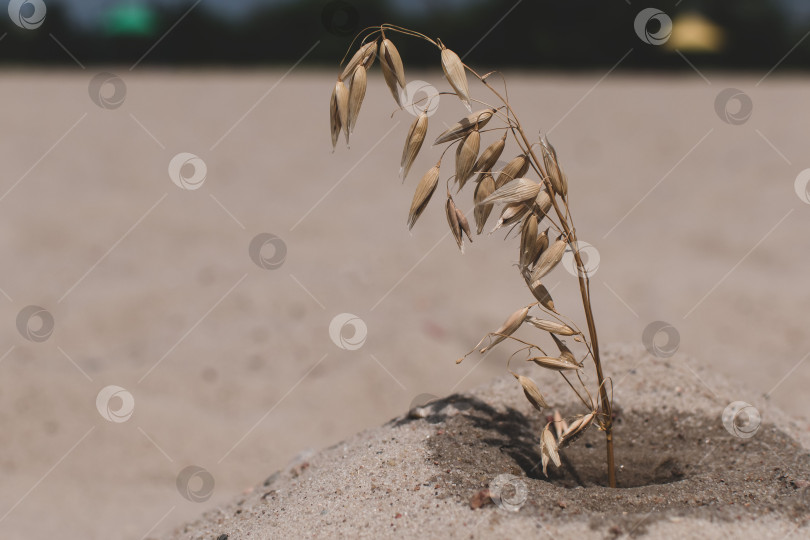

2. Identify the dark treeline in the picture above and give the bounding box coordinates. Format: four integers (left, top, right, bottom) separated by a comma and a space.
0, 0, 805, 71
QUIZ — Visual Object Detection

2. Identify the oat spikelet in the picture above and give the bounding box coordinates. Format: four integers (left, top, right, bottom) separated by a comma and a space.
434, 109, 494, 145
519, 214, 538, 271
473, 173, 495, 234
534, 190, 553, 220
530, 235, 566, 282
552, 409, 567, 440
490, 202, 531, 233
527, 355, 582, 371
456, 208, 473, 243
480, 178, 542, 206
560, 412, 595, 447
340, 41, 377, 81
455, 129, 480, 191
480, 306, 529, 353
541, 423, 561, 476
400, 111, 428, 179
445, 196, 465, 253
494, 154, 529, 189
347, 65, 367, 134
407, 162, 440, 230
380, 38, 405, 105
473, 132, 507, 175
512, 372, 548, 411
541, 136, 568, 197
551, 334, 576, 364
531, 227, 550, 266
440, 43, 471, 111
525, 316, 576, 336
330, 79, 349, 149
526, 279, 556, 312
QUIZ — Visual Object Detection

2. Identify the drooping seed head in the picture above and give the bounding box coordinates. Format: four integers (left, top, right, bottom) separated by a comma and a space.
455, 129, 480, 191
445, 196, 464, 253
473, 173, 495, 234
541, 135, 568, 197
541, 423, 561, 476
440, 44, 471, 111
531, 227, 550, 266
480, 305, 530, 353
380, 38, 405, 106
552, 409, 567, 440
494, 154, 529, 189
434, 109, 494, 145
519, 213, 538, 271
527, 355, 582, 371
560, 412, 595, 447
525, 316, 576, 336
551, 334, 576, 364
407, 162, 441, 230
473, 132, 506, 175
530, 235, 566, 282
340, 41, 377, 81
512, 372, 548, 411
526, 279, 556, 312
490, 202, 531, 234
480, 178, 542, 207
400, 111, 428, 179
330, 79, 349, 149
347, 65, 367, 134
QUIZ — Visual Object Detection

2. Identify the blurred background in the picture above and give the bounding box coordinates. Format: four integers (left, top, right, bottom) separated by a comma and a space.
1, 0, 809, 538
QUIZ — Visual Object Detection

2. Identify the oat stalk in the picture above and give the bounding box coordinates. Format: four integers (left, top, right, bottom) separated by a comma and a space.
329, 24, 616, 488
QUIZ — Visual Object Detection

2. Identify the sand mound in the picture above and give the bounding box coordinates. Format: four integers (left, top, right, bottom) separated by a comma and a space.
163, 344, 810, 539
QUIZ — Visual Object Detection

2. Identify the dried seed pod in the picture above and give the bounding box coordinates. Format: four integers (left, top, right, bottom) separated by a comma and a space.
531, 227, 550, 266
380, 38, 405, 105
480, 306, 530, 353
519, 214, 538, 271
400, 111, 428, 179
541, 136, 568, 197
480, 178, 542, 206
340, 41, 377, 81
527, 355, 582, 371
407, 162, 441, 230
551, 334, 576, 364
530, 235, 566, 282
456, 207, 473, 242
541, 423, 561, 476
440, 44, 471, 111
494, 154, 529, 189
330, 79, 349, 149
525, 316, 576, 336
473, 132, 507, 175
490, 202, 531, 233
473, 173, 495, 234
455, 129, 480, 190
526, 279, 556, 312
445, 196, 464, 253
434, 109, 494, 145
347, 65, 367, 134
512, 372, 548, 411
560, 412, 595, 447
534, 190, 553, 220
552, 409, 567, 441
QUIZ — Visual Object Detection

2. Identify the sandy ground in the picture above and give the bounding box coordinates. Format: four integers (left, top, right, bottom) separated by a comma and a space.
165, 345, 810, 539
0, 70, 808, 539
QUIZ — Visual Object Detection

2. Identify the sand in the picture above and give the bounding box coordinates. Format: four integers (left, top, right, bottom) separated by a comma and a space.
164, 344, 810, 539
0, 70, 808, 539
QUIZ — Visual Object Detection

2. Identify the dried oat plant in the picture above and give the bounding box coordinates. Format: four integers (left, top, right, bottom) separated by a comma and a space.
329, 24, 617, 487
